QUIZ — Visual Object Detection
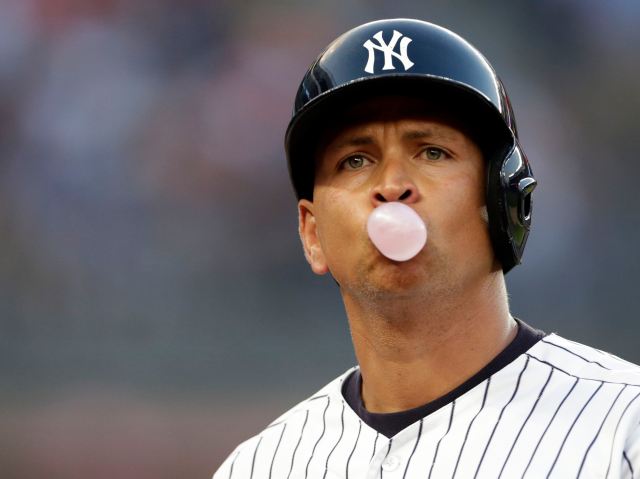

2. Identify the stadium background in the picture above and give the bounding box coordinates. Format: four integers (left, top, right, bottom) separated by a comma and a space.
0, 0, 638, 477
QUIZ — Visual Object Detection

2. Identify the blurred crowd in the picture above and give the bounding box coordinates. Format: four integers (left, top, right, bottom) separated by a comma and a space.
0, 0, 638, 477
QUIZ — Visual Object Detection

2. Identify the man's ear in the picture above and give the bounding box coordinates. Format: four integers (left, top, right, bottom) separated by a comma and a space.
298, 199, 329, 275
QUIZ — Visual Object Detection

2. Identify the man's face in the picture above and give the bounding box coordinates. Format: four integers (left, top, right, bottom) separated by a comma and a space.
298, 97, 498, 303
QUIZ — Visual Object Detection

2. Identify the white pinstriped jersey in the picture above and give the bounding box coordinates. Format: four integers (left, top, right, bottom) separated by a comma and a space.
213, 334, 640, 478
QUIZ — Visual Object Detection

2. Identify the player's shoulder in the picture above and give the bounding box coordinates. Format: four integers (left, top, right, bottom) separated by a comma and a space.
527, 332, 640, 384
212, 367, 356, 478
266, 367, 353, 427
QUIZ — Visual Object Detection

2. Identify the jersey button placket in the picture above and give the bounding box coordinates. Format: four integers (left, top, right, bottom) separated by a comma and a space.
381, 454, 401, 472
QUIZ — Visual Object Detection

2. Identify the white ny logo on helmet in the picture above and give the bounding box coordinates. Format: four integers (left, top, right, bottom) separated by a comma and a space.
363, 30, 415, 74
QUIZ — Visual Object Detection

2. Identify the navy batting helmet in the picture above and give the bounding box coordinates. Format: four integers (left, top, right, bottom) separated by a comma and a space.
285, 18, 536, 272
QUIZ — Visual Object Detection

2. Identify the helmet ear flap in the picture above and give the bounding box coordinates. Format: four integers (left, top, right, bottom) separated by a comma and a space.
487, 144, 536, 273
517, 177, 536, 226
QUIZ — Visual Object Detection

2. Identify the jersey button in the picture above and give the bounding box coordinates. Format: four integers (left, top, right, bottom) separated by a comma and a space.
381, 455, 400, 471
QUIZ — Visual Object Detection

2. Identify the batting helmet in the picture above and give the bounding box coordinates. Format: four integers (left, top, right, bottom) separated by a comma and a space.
285, 18, 536, 272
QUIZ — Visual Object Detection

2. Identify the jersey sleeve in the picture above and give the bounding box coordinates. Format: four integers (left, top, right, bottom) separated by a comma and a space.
214, 445, 245, 479
622, 423, 640, 478
211, 433, 262, 479
212, 449, 236, 479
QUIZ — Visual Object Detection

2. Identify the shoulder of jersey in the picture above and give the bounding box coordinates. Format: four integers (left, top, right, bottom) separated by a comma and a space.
528, 332, 640, 383
212, 367, 355, 478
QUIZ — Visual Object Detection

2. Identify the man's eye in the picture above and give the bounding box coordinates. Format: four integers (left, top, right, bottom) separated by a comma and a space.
423, 147, 445, 160
341, 155, 368, 170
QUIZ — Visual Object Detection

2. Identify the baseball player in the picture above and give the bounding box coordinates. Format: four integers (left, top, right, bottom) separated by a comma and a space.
213, 19, 640, 478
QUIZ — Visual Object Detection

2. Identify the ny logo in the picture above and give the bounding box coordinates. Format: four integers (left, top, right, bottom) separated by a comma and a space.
363, 30, 414, 74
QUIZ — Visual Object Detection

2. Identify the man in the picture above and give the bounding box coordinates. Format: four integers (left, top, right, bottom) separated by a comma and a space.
214, 19, 640, 478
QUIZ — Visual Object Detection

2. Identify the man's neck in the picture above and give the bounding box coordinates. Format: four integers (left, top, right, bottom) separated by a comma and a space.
342, 271, 516, 413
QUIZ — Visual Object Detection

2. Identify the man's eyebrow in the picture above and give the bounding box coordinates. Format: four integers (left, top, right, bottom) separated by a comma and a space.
328, 128, 458, 151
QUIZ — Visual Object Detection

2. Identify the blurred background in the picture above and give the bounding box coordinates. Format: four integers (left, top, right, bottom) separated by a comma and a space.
0, 0, 638, 477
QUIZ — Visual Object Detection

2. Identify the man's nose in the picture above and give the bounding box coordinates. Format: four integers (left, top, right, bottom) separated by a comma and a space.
370, 159, 420, 206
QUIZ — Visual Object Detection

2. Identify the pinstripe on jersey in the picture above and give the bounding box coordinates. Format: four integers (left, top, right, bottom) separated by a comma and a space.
213, 334, 640, 478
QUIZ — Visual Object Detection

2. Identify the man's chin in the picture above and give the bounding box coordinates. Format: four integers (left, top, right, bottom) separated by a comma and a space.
351, 262, 431, 300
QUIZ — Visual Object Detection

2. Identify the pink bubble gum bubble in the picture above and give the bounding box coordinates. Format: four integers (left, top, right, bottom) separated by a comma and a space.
366, 202, 427, 262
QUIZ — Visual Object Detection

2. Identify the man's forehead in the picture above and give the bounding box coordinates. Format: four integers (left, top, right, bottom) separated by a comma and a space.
341, 95, 447, 119
327, 122, 463, 150
317, 95, 473, 149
